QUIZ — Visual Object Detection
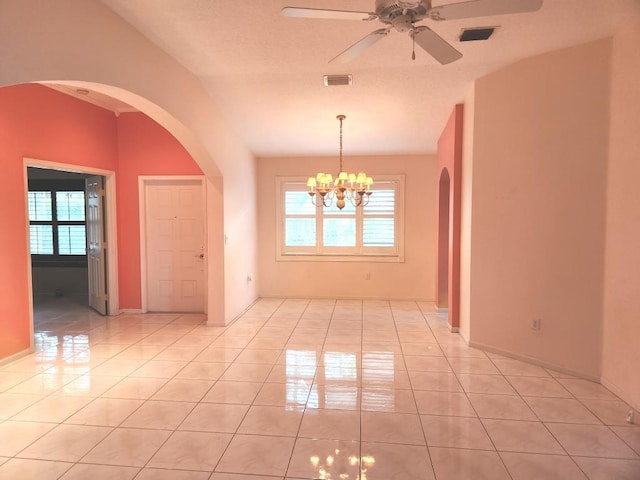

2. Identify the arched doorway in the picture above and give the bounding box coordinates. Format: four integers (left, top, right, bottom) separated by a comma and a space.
436, 168, 451, 310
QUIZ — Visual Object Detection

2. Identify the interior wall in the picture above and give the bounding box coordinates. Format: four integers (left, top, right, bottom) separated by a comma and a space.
459, 86, 476, 342
0, 0, 261, 326
436, 105, 464, 330
0, 84, 118, 358
257, 155, 436, 301
116, 112, 204, 310
222, 153, 260, 322
602, 20, 640, 409
468, 39, 611, 378
31, 267, 87, 298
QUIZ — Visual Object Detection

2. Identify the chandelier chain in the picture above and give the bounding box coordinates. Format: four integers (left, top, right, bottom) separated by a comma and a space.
338, 114, 344, 171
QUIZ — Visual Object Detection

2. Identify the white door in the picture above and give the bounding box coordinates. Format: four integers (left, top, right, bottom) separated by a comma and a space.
86, 176, 108, 315
145, 180, 205, 312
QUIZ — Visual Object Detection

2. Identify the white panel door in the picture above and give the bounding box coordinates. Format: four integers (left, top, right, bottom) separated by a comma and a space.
86, 176, 108, 315
145, 180, 205, 312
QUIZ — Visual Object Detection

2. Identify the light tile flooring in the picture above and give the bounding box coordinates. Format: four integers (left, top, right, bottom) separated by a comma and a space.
0, 297, 638, 479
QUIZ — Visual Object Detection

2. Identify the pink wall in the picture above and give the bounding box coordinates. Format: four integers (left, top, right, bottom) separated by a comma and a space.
0, 85, 204, 360
116, 113, 203, 309
602, 20, 640, 410
436, 104, 463, 330
257, 155, 436, 301
0, 84, 118, 358
467, 39, 611, 378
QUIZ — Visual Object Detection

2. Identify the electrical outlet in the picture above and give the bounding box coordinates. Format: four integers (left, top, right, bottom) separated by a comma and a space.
365, 272, 371, 280
531, 318, 541, 331
246, 275, 252, 283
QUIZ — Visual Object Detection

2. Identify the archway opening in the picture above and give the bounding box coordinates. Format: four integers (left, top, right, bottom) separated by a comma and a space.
436, 168, 451, 309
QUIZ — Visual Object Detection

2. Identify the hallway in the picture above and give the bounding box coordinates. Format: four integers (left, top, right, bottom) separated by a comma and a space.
0, 298, 638, 479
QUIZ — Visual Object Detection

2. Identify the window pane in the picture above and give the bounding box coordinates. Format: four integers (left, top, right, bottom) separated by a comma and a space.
30, 225, 53, 254
363, 218, 395, 247
323, 352, 357, 380
323, 196, 356, 215
364, 189, 395, 215
56, 191, 85, 221
28, 192, 52, 221
58, 225, 86, 255
285, 218, 316, 246
323, 218, 355, 247
285, 191, 315, 215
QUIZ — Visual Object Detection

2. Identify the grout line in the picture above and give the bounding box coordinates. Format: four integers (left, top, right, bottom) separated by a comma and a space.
2, 300, 637, 479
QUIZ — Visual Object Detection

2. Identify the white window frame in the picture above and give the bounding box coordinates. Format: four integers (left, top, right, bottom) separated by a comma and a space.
276, 175, 405, 262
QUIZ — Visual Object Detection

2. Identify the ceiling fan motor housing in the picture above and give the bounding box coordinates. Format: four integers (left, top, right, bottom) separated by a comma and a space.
375, 0, 431, 30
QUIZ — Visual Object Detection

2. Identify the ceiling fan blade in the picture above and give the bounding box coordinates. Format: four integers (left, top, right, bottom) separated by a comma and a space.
412, 26, 462, 65
329, 28, 390, 64
428, 0, 543, 21
281, 7, 373, 21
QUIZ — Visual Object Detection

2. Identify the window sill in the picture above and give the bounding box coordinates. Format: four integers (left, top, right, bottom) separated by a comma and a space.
277, 253, 405, 263
31, 257, 87, 268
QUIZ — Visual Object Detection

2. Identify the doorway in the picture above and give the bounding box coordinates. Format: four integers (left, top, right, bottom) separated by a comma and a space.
24, 158, 118, 332
139, 176, 207, 313
436, 168, 451, 309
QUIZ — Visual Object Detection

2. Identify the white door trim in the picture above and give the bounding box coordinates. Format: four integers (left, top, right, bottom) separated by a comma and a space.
138, 175, 208, 313
23, 157, 120, 344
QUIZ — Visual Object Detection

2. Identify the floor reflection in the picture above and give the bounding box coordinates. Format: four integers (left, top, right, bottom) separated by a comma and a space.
0, 298, 634, 480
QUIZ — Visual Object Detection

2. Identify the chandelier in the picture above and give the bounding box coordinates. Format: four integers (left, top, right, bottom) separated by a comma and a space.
306, 114, 373, 210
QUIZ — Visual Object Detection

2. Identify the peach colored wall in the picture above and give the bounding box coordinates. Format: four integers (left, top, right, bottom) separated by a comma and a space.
602, 21, 640, 410
0, 84, 118, 358
257, 155, 436, 300
467, 39, 611, 378
0, 0, 260, 326
436, 105, 463, 330
459, 86, 476, 343
222, 153, 260, 321
116, 112, 203, 310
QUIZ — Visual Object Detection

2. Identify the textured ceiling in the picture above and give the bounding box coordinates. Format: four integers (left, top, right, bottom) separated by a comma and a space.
100, 0, 640, 156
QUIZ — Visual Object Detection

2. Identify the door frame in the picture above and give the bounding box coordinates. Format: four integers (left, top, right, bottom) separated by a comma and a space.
138, 175, 208, 314
23, 157, 120, 341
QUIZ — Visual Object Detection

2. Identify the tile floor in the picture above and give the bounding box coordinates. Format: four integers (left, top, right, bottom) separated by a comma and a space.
0, 297, 638, 479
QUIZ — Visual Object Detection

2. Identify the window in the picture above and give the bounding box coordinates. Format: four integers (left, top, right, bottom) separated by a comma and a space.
277, 175, 404, 261
28, 181, 86, 265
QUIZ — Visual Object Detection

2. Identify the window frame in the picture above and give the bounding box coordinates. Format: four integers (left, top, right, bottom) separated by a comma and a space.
276, 175, 405, 262
28, 179, 87, 267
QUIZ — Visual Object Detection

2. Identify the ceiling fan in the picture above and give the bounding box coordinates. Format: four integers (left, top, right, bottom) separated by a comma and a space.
281, 0, 543, 64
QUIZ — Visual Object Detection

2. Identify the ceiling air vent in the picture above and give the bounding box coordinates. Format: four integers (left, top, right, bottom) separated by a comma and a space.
459, 27, 496, 42
323, 74, 353, 87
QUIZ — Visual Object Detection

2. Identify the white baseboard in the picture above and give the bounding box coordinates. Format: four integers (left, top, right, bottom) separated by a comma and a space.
468, 340, 601, 383
601, 376, 640, 413
0, 348, 32, 367
207, 297, 262, 328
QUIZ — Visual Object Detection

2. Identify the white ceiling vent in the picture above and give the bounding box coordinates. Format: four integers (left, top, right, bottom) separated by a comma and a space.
323, 74, 353, 87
